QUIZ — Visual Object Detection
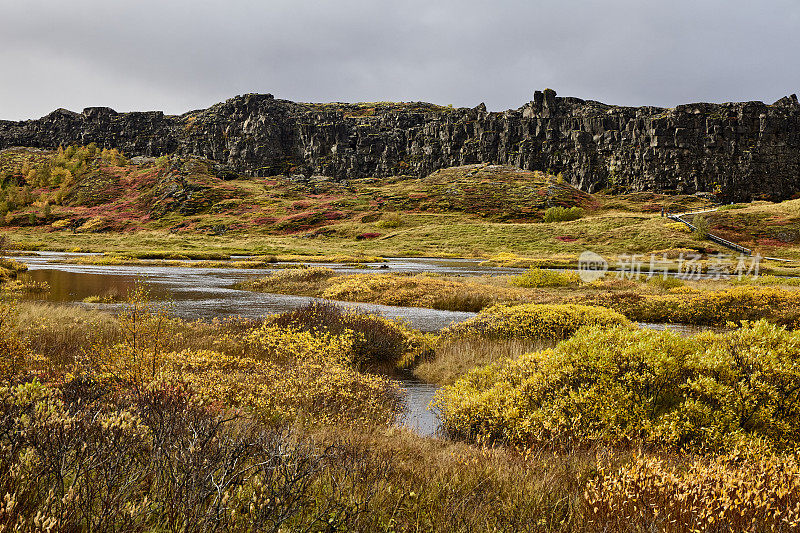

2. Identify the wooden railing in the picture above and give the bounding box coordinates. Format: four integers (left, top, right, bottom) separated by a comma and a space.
666, 210, 752, 256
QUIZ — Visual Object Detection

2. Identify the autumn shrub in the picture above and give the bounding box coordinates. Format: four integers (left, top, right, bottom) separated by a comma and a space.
587, 285, 800, 327
436, 321, 800, 452
269, 301, 419, 368
692, 214, 710, 239
40, 285, 401, 427
86, 320, 402, 426
508, 267, 580, 288
0, 379, 385, 532
441, 303, 631, 340
584, 449, 800, 532
244, 320, 356, 365
543, 206, 584, 222
158, 349, 402, 426
664, 221, 692, 233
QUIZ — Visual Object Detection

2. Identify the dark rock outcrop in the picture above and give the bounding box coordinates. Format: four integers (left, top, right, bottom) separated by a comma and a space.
2, 90, 800, 201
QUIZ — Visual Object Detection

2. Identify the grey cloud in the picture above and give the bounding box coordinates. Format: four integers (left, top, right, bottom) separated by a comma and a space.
1, 0, 798, 120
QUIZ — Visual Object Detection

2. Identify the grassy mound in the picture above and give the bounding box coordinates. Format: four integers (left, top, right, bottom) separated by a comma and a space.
266, 301, 429, 369
441, 303, 631, 340
379, 164, 595, 221
243, 271, 531, 312
508, 267, 580, 288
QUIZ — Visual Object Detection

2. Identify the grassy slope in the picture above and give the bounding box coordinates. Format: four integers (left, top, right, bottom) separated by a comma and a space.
2, 146, 795, 262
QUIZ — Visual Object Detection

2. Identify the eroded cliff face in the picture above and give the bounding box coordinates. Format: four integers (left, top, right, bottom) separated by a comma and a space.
1, 89, 799, 201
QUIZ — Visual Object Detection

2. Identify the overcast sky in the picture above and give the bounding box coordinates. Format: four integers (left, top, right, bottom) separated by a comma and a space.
1, 0, 798, 121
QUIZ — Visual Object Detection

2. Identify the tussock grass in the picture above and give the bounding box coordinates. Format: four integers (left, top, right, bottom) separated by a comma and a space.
442, 303, 631, 340
244, 271, 531, 312
15, 302, 121, 368
415, 336, 553, 385
508, 267, 580, 288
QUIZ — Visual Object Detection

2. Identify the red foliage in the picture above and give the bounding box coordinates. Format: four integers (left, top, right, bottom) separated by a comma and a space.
323, 210, 345, 220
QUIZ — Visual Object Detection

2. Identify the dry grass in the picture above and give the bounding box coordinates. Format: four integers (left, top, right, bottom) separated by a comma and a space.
244, 271, 532, 312
415, 337, 553, 385
15, 302, 121, 368
308, 425, 607, 532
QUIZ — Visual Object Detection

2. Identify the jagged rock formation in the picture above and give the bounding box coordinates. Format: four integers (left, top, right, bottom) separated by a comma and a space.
2, 89, 799, 201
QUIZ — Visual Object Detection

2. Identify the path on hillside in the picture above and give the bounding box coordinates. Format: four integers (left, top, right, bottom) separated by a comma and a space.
667, 208, 795, 262
666, 208, 752, 256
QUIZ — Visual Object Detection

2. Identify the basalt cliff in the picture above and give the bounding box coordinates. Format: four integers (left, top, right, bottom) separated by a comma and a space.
1, 89, 799, 201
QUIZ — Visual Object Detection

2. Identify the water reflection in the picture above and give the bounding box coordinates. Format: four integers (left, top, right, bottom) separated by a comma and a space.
17, 253, 483, 332
398, 379, 441, 437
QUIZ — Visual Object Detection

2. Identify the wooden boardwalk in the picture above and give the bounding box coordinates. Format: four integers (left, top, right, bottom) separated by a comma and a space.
666, 208, 753, 256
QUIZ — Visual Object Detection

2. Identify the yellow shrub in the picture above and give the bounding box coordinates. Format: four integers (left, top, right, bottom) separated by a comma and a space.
441, 303, 631, 340
584, 285, 800, 327
665, 221, 691, 233
160, 349, 401, 425
245, 323, 355, 365
508, 268, 579, 288
436, 321, 800, 451
585, 450, 800, 531
76, 217, 109, 233
50, 219, 72, 230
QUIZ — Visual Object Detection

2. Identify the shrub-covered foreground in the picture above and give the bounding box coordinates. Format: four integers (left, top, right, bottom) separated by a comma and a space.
2, 296, 600, 531
0, 379, 393, 532
7, 292, 800, 531
434, 320, 800, 530
585, 449, 800, 531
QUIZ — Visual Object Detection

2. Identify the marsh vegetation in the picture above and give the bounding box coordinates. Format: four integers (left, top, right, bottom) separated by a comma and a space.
4, 266, 800, 531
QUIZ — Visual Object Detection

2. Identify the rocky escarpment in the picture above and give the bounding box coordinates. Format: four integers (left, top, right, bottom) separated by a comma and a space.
1, 90, 799, 201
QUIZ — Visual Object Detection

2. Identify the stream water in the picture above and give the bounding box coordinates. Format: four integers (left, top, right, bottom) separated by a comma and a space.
15, 253, 521, 330
16, 253, 525, 436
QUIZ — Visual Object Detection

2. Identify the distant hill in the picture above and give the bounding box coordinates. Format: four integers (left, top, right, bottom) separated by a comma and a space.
0, 148, 593, 234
